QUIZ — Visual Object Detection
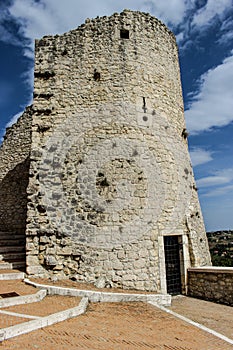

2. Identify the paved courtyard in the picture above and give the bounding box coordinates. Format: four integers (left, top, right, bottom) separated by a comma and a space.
0, 280, 233, 349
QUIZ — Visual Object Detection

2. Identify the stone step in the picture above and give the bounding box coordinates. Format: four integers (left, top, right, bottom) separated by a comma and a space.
0, 269, 25, 280
0, 260, 26, 271
0, 231, 23, 235
0, 231, 14, 234
0, 231, 26, 271
0, 261, 13, 269
0, 234, 25, 240
0, 238, 25, 246
0, 252, 26, 261
12, 260, 26, 269
0, 246, 25, 254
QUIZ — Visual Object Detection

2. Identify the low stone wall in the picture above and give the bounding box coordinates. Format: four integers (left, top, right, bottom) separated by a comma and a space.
188, 267, 233, 306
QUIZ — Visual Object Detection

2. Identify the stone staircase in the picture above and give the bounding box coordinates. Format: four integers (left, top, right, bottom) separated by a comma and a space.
0, 231, 26, 271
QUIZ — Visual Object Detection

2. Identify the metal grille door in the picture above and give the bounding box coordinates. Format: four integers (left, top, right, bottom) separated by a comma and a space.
164, 236, 182, 295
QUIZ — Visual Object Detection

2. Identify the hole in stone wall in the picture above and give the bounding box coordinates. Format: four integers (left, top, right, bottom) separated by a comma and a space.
35, 109, 52, 116
142, 97, 147, 113
182, 128, 189, 139
94, 69, 101, 81
34, 93, 53, 100
37, 205, 46, 214
120, 29, 129, 39
99, 178, 109, 187
37, 125, 50, 133
34, 71, 55, 80
61, 49, 68, 56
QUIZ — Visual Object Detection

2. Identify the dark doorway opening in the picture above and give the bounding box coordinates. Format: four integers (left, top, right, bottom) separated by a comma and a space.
0, 157, 29, 272
164, 236, 182, 295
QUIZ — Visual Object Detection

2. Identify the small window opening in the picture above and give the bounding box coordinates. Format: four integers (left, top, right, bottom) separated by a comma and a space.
142, 97, 147, 113
120, 29, 129, 39
94, 69, 101, 81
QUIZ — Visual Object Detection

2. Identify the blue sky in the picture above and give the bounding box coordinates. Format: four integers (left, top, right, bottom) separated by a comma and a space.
0, 0, 233, 231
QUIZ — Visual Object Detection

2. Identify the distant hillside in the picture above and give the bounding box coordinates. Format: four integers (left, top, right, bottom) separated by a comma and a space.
207, 230, 233, 267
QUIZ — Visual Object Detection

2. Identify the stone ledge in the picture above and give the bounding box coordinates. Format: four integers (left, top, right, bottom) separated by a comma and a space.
188, 267, 233, 274
0, 289, 47, 309
0, 272, 25, 280
0, 296, 88, 342
24, 278, 171, 306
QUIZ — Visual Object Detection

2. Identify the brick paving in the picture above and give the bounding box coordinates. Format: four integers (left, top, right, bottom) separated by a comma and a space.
0, 280, 36, 296
169, 295, 233, 340
0, 314, 29, 329
1, 295, 81, 317
1, 301, 233, 349
0, 279, 233, 349
0, 294, 81, 330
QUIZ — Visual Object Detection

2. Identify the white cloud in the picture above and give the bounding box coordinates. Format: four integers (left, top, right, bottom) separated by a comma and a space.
221, 16, 233, 31
0, 24, 22, 46
196, 168, 233, 188
197, 175, 231, 187
0, 7, 22, 46
192, 0, 232, 27
189, 148, 213, 166
175, 31, 184, 43
2, 0, 232, 51
203, 184, 233, 197
21, 67, 34, 95
177, 0, 233, 50
3, 0, 232, 58
217, 17, 233, 45
185, 54, 233, 134
139, 0, 191, 26
8, 0, 61, 53
6, 111, 24, 128
217, 30, 233, 45
5, 0, 194, 50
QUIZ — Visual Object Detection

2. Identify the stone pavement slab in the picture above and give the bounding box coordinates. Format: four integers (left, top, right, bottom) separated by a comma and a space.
169, 295, 233, 340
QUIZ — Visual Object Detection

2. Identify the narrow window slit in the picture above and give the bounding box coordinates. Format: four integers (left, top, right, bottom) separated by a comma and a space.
94, 69, 101, 81
142, 97, 147, 113
120, 29, 129, 39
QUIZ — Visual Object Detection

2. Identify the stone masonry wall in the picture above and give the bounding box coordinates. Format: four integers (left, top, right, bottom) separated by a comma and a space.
0, 108, 32, 232
186, 189, 211, 267
188, 267, 233, 306
26, 10, 211, 290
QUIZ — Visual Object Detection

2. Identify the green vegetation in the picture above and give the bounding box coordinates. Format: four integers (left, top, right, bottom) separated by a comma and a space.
207, 231, 233, 267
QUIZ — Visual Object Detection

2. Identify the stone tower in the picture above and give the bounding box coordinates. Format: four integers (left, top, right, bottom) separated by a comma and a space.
0, 10, 211, 293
